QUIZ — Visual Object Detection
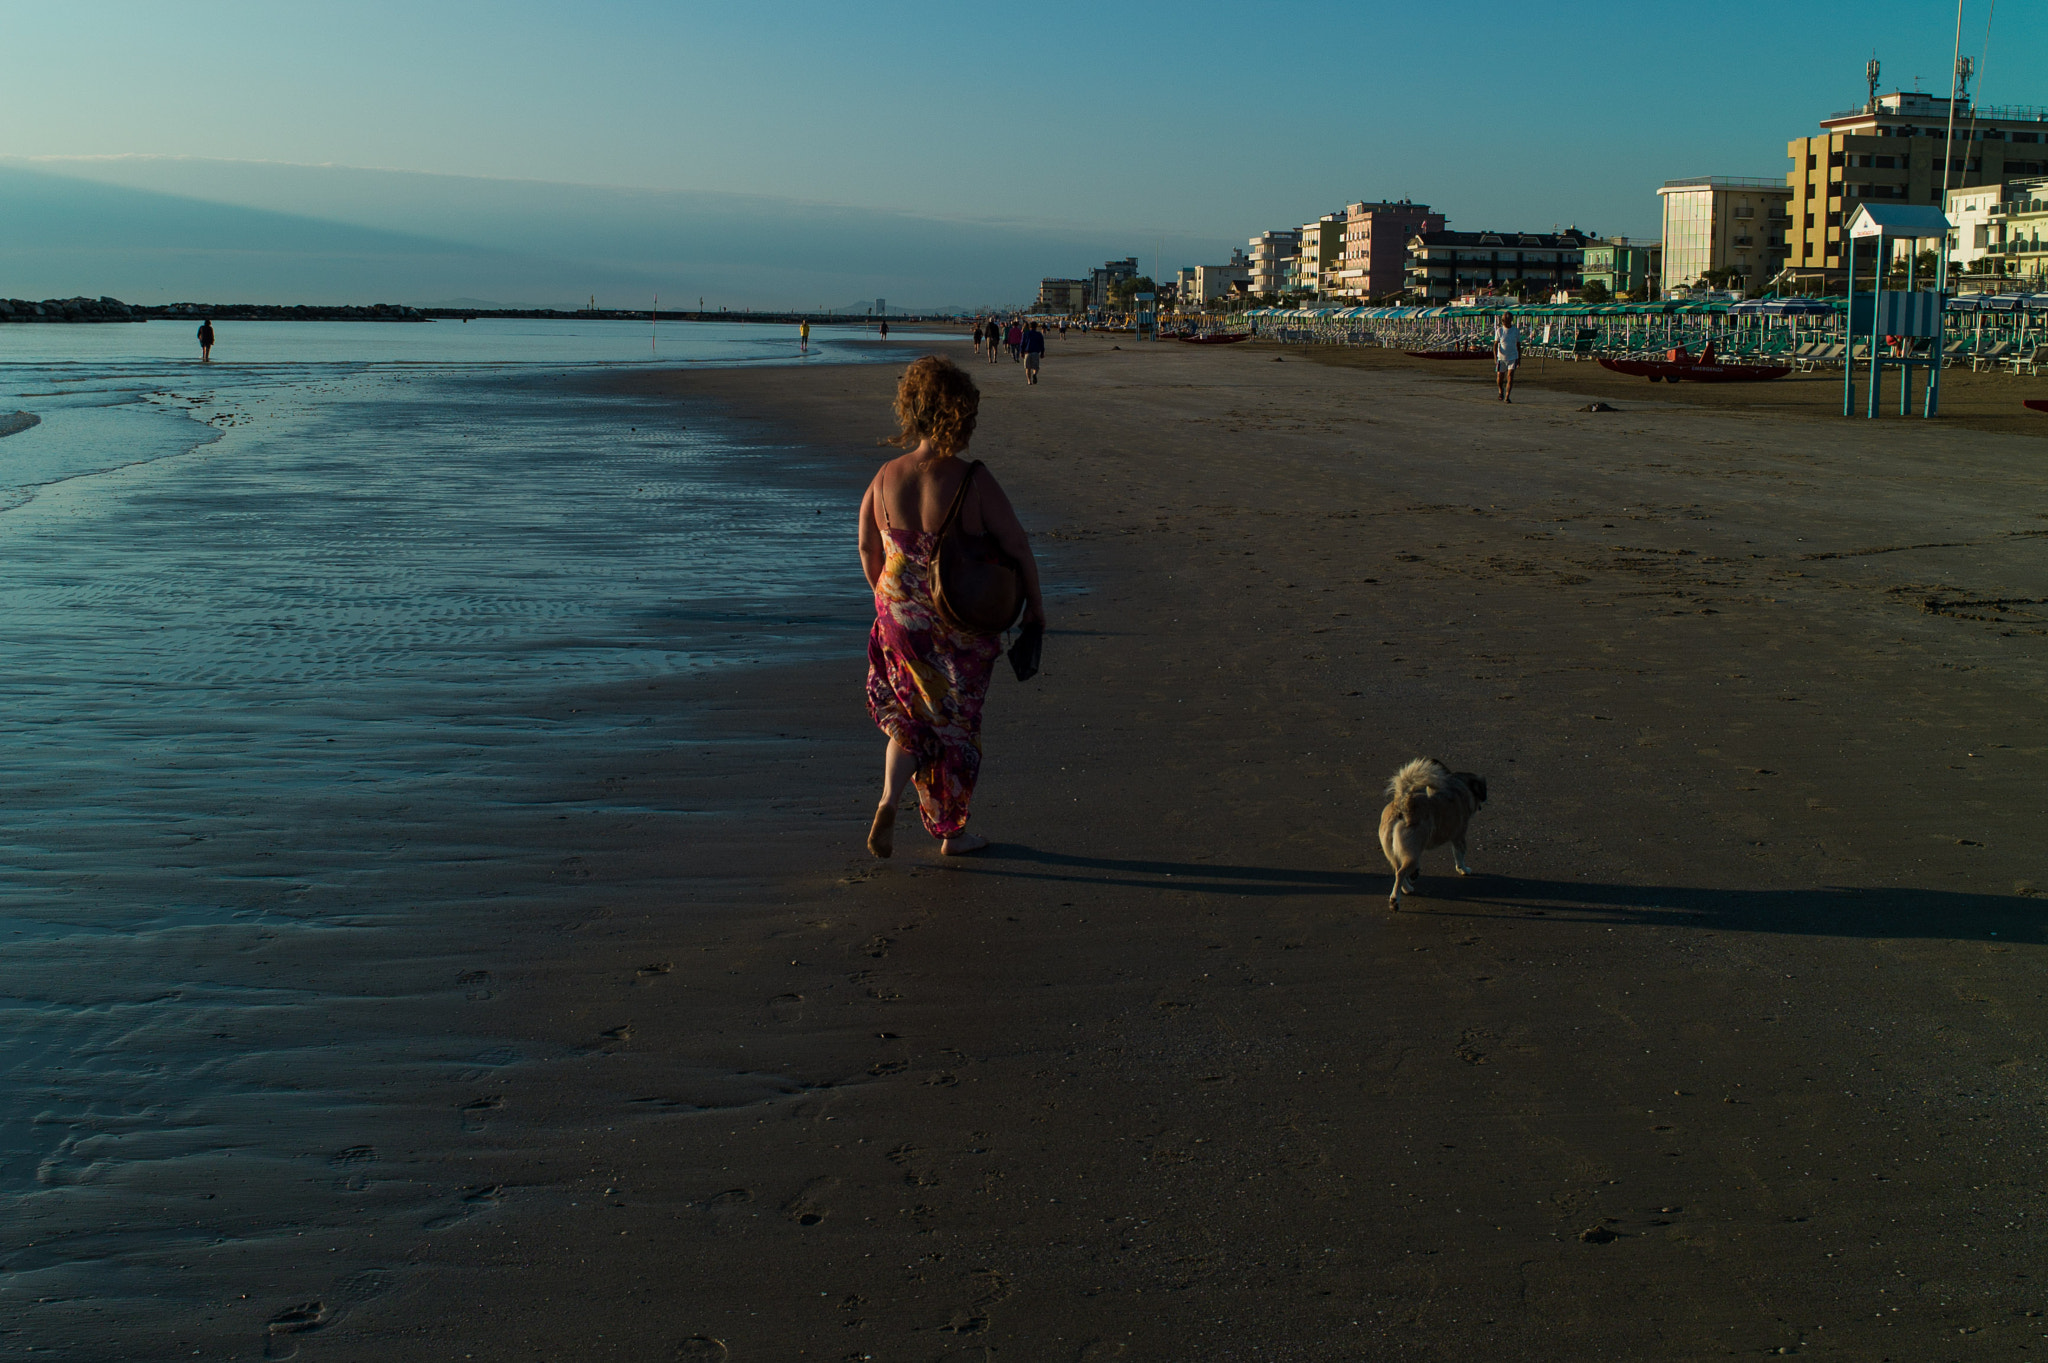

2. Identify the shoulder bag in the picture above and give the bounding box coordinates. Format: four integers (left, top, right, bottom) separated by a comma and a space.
932, 460, 1024, 636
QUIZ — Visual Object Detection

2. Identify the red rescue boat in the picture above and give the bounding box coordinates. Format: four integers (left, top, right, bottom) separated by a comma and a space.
1178, 332, 1251, 345
1597, 341, 1788, 383
1404, 348, 1491, 360
2024, 399, 2048, 413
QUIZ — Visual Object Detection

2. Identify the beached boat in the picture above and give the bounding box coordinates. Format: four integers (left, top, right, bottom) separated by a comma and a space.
1404, 348, 1491, 360
2025, 399, 2048, 413
1598, 343, 1788, 383
1178, 332, 1251, 345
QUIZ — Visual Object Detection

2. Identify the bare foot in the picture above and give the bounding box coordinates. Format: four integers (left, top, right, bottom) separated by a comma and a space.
939, 832, 988, 856
866, 803, 895, 858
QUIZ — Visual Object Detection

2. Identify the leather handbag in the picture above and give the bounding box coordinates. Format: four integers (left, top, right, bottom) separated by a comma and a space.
932, 461, 1023, 635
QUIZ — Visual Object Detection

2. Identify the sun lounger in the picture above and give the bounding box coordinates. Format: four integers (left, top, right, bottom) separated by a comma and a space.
2004, 343, 2040, 377
1971, 341, 2015, 372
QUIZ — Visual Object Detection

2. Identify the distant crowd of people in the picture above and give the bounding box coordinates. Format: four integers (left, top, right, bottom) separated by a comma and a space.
970, 315, 1071, 386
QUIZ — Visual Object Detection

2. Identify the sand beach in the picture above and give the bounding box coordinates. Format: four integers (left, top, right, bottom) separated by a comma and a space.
8, 331, 2047, 1360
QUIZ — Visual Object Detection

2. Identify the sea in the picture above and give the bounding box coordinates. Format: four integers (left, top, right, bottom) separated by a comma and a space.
0, 318, 940, 1353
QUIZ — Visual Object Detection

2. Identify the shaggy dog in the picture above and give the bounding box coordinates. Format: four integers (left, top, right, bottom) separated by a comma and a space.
1377, 758, 1488, 908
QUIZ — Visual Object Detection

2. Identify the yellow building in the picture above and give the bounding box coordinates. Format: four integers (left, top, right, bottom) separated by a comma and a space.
1786, 89, 2048, 283
1291, 212, 1345, 295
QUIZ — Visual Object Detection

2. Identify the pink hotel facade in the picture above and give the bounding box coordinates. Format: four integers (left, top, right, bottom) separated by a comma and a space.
1332, 200, 1443, 299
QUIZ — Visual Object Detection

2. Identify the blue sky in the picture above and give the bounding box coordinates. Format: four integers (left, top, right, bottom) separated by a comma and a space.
1, 1, 2039, 307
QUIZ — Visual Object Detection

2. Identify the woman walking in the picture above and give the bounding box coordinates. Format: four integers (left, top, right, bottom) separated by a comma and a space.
859, 356, 1044, 857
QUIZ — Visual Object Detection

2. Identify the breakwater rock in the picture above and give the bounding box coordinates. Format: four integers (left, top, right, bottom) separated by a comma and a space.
0, 296, 147, 322
0, 297, 430, 323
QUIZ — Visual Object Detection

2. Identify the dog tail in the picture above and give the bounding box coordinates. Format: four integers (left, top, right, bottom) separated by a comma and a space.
1385, 757, 1452, 817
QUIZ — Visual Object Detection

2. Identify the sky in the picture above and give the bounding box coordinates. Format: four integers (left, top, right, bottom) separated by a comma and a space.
1, 1, 2039, 308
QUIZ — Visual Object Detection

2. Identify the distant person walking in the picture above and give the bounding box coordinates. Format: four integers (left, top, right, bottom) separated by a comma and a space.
986, 317, 1003, 364
1005, 320, 1022, 362
800, 318, 811, 352
1493, 314, 1521, 403
1022, 323, 1045, 384
197, 318, 215, 363
971, 320, 984, 353
879, 320, 889, 338
860, 356, 1044, 858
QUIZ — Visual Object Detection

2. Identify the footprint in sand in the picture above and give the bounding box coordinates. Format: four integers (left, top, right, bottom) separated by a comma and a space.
702, 1188, 752, 1212
263, 1302, 328, 1360
675, 1339, 728, 1359
864, 935, 894, 959
770, 993, 805, 1023
329, 1144, 375, 1192
423, 1183, 504, 1230
460, 1095, 504, 1133
457, 969, 495, 1002
782, 1176, 838, 1226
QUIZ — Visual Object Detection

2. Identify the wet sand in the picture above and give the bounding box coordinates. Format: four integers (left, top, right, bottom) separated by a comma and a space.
21, 336, 2048, 1359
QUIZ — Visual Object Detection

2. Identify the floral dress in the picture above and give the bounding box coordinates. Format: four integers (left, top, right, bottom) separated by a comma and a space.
866, 527, 1003, 839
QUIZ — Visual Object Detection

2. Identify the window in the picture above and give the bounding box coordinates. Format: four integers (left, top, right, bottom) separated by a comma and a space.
1807, 153, 1818, 169
1805, 212, 1815, 228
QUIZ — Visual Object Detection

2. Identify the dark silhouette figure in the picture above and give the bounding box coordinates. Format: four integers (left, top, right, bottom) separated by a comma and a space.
197, 319, 216, 363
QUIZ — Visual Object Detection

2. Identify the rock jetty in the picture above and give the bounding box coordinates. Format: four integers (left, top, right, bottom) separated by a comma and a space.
0, 297, 430, 323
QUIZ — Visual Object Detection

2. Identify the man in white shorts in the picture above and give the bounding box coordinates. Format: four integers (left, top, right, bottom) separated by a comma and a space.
1494, 313, 1521, 403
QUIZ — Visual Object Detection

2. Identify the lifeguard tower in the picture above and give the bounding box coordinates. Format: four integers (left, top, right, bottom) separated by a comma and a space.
1841, 203, 1954, 419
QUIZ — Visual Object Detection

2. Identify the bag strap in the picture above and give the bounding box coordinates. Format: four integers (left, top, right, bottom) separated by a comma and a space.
935, 460, 983, 543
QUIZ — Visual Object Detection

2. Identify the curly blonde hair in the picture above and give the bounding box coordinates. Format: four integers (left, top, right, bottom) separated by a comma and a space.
887, 355, 979, 457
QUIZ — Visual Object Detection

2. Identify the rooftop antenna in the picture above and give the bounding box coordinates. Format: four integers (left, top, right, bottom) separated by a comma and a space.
1867, 56, 1881, 111
1955, 54, 1974, 101
1941, 0, 1965, 206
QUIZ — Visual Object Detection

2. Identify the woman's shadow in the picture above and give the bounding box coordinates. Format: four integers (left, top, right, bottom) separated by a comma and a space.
954, 845, 2035, 943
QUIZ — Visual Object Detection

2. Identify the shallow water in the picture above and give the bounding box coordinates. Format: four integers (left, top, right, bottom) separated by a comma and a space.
0, 325, 902, 1353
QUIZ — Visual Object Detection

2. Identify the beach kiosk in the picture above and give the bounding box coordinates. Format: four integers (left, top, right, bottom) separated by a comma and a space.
1132, 292, 1156, 341
1842, 203, 1953, 419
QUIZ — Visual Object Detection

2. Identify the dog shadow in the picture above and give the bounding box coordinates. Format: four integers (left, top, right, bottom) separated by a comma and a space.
955, 849, 2035, 941
1398, 873, 2036, 941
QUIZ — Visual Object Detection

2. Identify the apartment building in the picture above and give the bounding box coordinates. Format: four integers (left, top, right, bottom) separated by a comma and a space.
1290, 212, 1345, 295
1948, 178, 2048, 282
1658, 177, 1793, 295
1403, 229, 1589, 302
1786, 89, 2048, 282
1332, 200, 1443, 299
1580, 238, 1662, 298
1187, 250, 1251, 306
1246, 229, 1302, 297
1034, 278, 1089, 313
1088, 258, 1139, 312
